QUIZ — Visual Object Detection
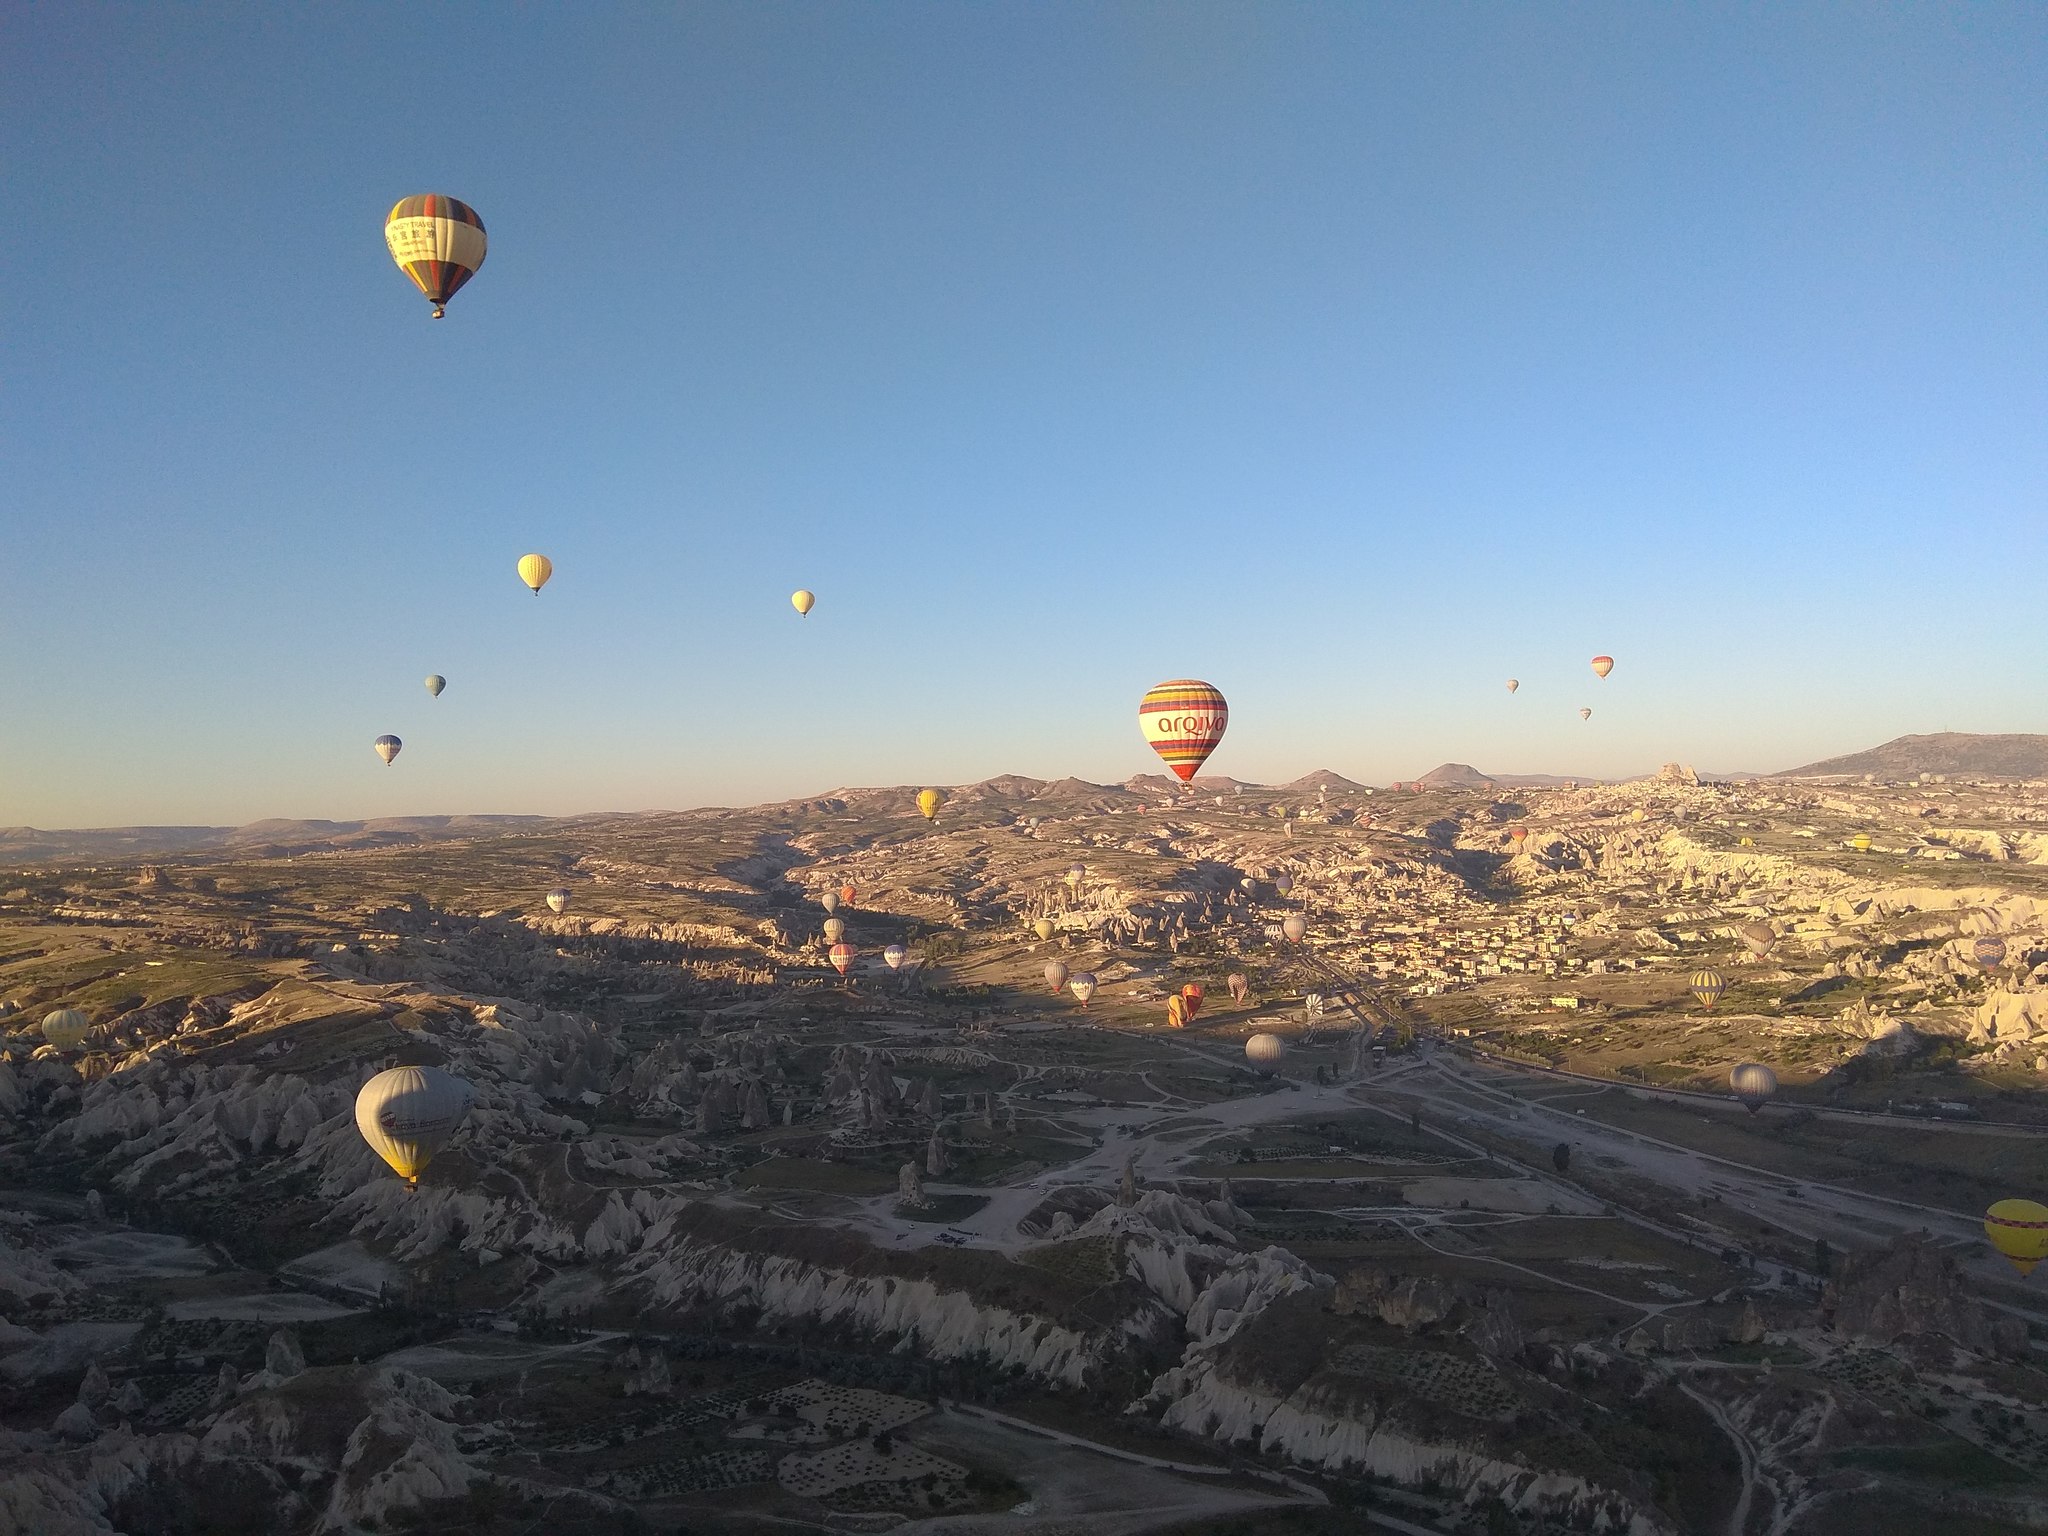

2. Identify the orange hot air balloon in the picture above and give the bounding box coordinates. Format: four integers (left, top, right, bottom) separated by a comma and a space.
840, 884, 857, 906
1139, 680, 1228, 782
1507, 826, 1528, 847
1590, 656, 1614, 679
1985, 1199, 2048, 1277
828, 942, 855, 976
1179, 983, 1204, 1022
1166, 995, 1190, 1029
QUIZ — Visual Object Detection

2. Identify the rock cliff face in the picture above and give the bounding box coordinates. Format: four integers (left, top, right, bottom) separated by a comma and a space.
1820, 1232, 2028, 1357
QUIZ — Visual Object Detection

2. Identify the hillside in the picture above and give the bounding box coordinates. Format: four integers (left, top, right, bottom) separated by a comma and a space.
1778, 732, 2048, 780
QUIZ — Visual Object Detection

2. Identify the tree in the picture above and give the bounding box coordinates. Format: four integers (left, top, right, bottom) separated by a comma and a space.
1814, 1237, 1832, 1276
1552, 1142, 1571, 1173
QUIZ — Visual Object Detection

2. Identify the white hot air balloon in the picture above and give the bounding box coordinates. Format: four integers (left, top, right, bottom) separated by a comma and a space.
1245, 1033, 1286, 1068
545, 888, 570, 914
1068, 972, 1097, 1007
821, 892, 840, 915
883, 944, 907, 970
1281, 915, 1307, 943
1044, 959, 1070, 994
823, 917, 846, 944
355, 1066, 474, 1187
41, 1008, 90, 1050
1730, 1062, 1778, 1115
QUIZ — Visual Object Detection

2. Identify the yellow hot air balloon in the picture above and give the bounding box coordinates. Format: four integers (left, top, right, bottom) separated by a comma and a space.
1849, 834, 1872, 853
1033, 918, 1055, 942
384, 195, 486, 319
355, 1066, 474, 1187
791, 589, 815, 615
41, 1008, 90, 1049
518, 553, 553, 595
917, 788, 944, 822
1690, 969, 1727, 1008
1985, 1199, 2048, 1277
823, 917, 846, 943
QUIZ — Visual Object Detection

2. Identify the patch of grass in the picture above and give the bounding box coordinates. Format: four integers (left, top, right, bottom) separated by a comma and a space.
735, 1159, 896, 1196
1830, 1439, 2032, 1488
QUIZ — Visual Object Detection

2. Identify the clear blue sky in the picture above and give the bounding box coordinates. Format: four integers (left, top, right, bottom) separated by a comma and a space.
5, 3, 2045, 826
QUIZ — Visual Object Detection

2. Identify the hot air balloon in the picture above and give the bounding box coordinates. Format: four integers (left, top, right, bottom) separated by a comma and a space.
1507, 826, 1528, 847
546, 888, 570, 914
1506, 679, 1520, 693
355, 1065, 474, 1187
374, 734, 402, 765
1166, 995, 1190, 1029
829, 942, 855, 976
1590, 656, 1614, 679
424, 674, 446, 698
1033, 918, 1055, 942
821, 892, 839, 915
1179, 983, 1204, 1022
1849, 834, 1872, 853
1985, 1199, 2048, 1277
1227, 973, 1249, 1005
1067, 863, 1086, 885
1069, 972, 1097, 1007
1282, 915, 1307, 944
791, 590, 815, 615
1975, 935, 2008, 972
1245, 1033, 1286, 1068
1739, 921, 1776, 959
917, 789, 944, 822
1730, 1062, 1777, 1114
1274, 873, 1294, 895
41, 1008, 89, 1049
1239, 876, 1257, 894
884, 944, 907, 970
840, 884, 857, 906
518, 554, 553, 595
1578, 708, 1593, 722
1044, 960, 1069, 994
384, 195, 485, 318
823, 917, 846, 943
1690, 969, 1727, 1008
1139, 680, 1228, 782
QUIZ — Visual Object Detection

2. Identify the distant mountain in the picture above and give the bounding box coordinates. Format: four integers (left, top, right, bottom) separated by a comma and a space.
1284, 769, 1369, 793
0, 815, 552, 865
1415, 763, 1497, 788
1777, 733, 2048, 780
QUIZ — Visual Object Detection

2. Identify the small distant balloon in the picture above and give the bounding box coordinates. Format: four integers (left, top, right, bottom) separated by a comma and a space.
1578, 708, 1593, 722
1507, 826, 1528, 847
791, 589, 815, 615
1274, 873, 1294, 895
828, 942, 855, 976
424, 674, 446, 698
1281, 915, 1307, 944
840, 883, 857, 906
374, 734, 402, 766
1505, 679, 1519, 693
1975, 935, 2008, 971
1166, 995, 1190, 1029
1739, 921, 1776, 958
883, 944, 907, 970
1227, 972, 1250, 1005
1033, 918, 1055, 942
1690, 968, 1727, 1008
1044, 960, 1069, 994
1179, 983, 1204, 1022
917, 788, 944, 822
1849, 834, 1872, 853
1069, 972, 1097, 1007
823, 917, 846, 943
820, 891, 839, 915
518, 553, 553, 594
1067, 863, 1086, 884
1590, 655, 1614, 679
545, 888, 570, 914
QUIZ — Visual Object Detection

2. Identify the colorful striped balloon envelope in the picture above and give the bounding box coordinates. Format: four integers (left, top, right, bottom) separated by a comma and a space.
1138, 679, 1228, 782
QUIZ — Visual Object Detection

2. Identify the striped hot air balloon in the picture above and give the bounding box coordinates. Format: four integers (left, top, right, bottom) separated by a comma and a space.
1975, 934, 2008, 971
1730, 1062, 1777, 1114
41, 1008, 89, 1050
1739, 921, 1776, 958
1690, 969, 1728, 1008
1245, 1033, 1286, 1068
823, 917, 846, 943
1180, 983, 1204, 1021
1227, 972, 1249, 1005
828, 942, 855, 976
518, 553, 553, 594
1985, 1199, 2048, 1277
1166, 995, 1190, 1029
840, 884, 857, 906
1139, 680, 1228, 782
384, 195, 486, 318
1590, 655, 1614, 679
